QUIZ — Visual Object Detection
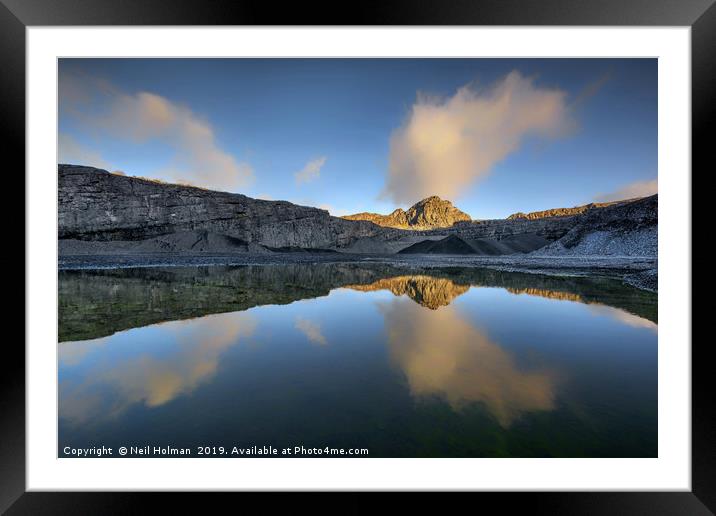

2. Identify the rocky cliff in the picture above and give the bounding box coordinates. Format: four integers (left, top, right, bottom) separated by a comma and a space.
533, 194, 657, 256
343, 196, 471, 229
59, 165, 393, 249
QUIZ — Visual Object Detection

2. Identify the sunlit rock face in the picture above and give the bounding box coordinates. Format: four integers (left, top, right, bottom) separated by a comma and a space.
343, 196, 472, 230
507, 200, 629, 220
380, 299, 557, 427
346, 275, 470, 309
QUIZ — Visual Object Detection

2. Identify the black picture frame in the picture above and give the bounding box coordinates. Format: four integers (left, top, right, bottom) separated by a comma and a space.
3, 0, 708, 513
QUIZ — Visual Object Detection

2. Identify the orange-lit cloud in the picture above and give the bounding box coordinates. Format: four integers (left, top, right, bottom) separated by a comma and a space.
384, 71, 574, 204
595, 179, 657, 202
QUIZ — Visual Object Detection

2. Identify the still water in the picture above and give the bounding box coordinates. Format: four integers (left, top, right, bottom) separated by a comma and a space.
58, 264, 657, 457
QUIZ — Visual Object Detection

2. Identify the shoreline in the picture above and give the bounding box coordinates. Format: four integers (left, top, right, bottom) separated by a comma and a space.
58, 253, 658, 293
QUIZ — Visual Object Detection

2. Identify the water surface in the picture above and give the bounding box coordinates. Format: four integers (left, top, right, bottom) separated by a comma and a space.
58, 264, 657, 457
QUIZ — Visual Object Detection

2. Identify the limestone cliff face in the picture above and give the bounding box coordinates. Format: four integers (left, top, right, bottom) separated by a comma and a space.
343, 196, 471, 229
58, 165, 391, 249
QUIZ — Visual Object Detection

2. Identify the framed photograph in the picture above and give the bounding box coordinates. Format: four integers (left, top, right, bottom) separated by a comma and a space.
5, 0, 708, 512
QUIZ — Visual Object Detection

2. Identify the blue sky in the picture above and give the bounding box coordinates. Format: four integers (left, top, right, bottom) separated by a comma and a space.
58, 58, 657, 219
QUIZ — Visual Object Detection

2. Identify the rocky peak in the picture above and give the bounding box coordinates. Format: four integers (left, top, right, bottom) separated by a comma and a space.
405, 196, 471, 228
343, 196, 472, 230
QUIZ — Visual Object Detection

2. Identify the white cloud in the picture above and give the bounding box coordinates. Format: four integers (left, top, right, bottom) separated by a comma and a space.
294, 317, 327, 345
58, 132, 112, 170
384, 71, 574, 204
295, 156, 327, 185
59, 70, 254, 192
595, 179, 658, 202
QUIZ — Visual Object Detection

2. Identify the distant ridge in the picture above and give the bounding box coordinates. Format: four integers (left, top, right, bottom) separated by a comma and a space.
507, 199, 636, 221
343, 196, 471, 230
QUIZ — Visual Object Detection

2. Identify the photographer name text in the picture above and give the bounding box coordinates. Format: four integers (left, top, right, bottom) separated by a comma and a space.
61, 445, 369, 457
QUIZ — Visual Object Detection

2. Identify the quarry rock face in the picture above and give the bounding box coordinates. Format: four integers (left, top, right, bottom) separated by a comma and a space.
343, 195, 471, 229
58, 165, 391, 249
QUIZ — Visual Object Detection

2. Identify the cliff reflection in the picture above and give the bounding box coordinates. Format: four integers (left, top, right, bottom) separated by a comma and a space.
59, 311, 256, 425
346, 275, 470, 309
380, 299, 556, 426
506, 287, 584, 302
59, 264, 657, 343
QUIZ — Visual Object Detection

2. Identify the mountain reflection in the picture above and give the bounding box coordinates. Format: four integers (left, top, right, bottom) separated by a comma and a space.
381, 299, 556, 426
59, 311, 256, 424
346, 275, 470, 309
59, 264, 657, 343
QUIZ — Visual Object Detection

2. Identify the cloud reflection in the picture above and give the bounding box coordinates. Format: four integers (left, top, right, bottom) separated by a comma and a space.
59, 311, 256, 425
295, 317, 328, 345
380, 299, 557, 426
587, 304, 657, 332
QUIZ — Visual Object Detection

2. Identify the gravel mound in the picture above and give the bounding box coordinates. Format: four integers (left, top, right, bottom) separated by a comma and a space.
533, 227, 657, 257
399, 235, 477, 254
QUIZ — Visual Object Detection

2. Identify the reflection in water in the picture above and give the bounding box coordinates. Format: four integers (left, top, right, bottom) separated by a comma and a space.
346, 275, 470, 309
60, 312, 255, 424
587, 304, 658, 332
506, 287, 584, 303
381, 299, 555, 427
58, 265, 657, 457
59, 264, 657, 343
507, 286, 658, 332
295, 317, 328, 345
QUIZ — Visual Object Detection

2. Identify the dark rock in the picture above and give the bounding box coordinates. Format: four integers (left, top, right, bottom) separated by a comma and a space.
58, 164, 391, 249
399, 235, 477, 254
